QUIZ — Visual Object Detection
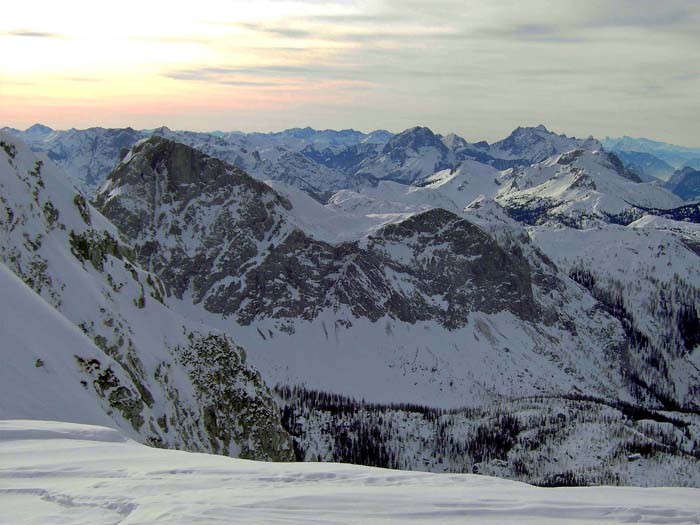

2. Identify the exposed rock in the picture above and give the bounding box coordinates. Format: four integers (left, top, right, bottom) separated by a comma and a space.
97, 138, 538, 329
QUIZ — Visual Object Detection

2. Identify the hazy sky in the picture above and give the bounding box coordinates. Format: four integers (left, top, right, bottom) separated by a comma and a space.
1, 0, 698, 145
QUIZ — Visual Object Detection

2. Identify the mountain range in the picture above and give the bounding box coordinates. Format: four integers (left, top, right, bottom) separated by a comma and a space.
1, 122, 699, 487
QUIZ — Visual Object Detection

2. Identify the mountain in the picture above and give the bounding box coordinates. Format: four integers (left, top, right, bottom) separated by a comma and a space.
9, 125, 369, 199
612, 150, 675, 182
6, 123, 611, 199
95, 137, 538, 330
0, 131, 294, 461
3, 125, 700, 487
665, 167, 700, 202
15, 126, 145, 191
495, 149, 683, 227
307, 125, 605, 185
94, 136, 641, 408
246, 126, 391, 153
487, 125, 602, 164
301, 146, 700, 411
603, 136, 700, 170
351, 126, 456, 184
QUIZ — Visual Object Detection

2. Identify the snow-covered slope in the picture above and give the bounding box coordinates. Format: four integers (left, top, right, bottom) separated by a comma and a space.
496, 149, 683, 227
529, 219, 700, 409
0, 263, 118, 426
0, 132, 294, 460
2, 420, 700, 525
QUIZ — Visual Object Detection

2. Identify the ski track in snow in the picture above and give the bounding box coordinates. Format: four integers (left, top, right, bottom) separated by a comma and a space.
1, 420, 699, 525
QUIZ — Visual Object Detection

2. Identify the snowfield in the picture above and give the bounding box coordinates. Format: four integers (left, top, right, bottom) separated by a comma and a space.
1, 420, 699, 525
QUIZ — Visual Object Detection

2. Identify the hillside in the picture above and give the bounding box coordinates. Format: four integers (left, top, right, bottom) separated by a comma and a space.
0, 132, 293, 460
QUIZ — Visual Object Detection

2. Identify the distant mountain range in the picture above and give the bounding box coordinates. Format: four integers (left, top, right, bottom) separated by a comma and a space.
2, 123, 609, 198
602, 136, 700, 178
664, 167, 700, 202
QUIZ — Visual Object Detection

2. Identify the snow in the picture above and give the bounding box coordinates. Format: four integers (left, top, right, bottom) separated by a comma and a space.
172, 302, 627, 409
0, 263, 118, 427
1, 420, 699, 525
496, 150, 683, 222
266, 160, 502, 244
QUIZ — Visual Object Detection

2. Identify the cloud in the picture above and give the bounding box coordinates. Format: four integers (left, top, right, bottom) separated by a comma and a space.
587, 0, 697, 28
509, 24, 587, 43
235, 23, 313, 39
234, 20, 465, 45
164, 66, 312, 86
129, 35, 211, 44
301, 13, 410, 25
4, 30, 63, 38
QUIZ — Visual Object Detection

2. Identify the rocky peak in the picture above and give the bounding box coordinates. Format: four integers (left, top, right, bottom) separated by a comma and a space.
382, 126, 448, 157
95, 137, 294, 299
25, 123, 54, 135
490, 126, 603, 164
442, 133, 469, 151
99, 136, 291, 209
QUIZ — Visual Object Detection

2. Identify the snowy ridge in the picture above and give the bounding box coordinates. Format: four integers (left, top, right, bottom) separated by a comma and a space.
0, 420, 127, 443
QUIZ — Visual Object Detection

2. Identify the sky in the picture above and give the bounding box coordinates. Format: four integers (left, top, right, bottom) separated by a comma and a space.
1, 0, 698, 146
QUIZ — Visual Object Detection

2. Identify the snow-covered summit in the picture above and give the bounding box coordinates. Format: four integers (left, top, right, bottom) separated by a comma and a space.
488, 125, 602, 164
496, 148, 683, 227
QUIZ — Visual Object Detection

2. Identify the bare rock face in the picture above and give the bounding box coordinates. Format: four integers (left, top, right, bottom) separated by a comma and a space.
364, 209, 537, 326
96, 137, 537, 329
95, 136, 293, 301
